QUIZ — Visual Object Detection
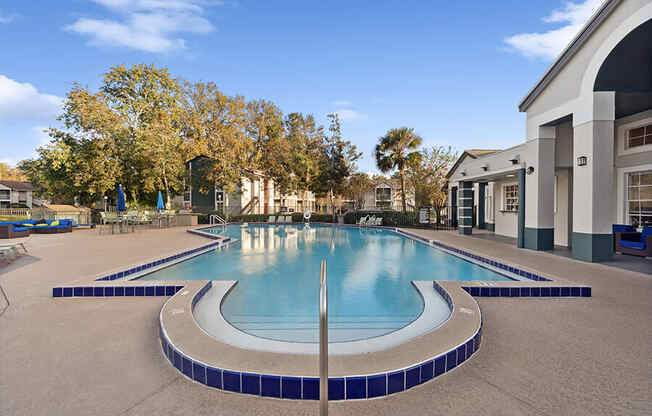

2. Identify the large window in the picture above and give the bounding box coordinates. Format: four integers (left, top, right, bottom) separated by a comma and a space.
375, 186, 391, 201
627, 171, 652, 227
502, 184, 519, 212
0, 190, 9, 200
627, 124, 652, 149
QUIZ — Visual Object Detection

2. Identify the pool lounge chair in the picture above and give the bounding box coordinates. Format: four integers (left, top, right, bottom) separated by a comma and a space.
616, 226, 652, 257
357, 215, 369, 226
267, 216, 276, 223
285, 215, 293, 223
0, 223, 31, 239
374, 217, 383, 226
0, 241, 27, 263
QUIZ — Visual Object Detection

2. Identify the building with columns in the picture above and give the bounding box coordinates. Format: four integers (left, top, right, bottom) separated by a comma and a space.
447, 0, 651, 262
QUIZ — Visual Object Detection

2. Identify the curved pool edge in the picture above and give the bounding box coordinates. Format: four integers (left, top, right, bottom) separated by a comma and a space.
192, 280, 451, 355
158, 279, 483, 400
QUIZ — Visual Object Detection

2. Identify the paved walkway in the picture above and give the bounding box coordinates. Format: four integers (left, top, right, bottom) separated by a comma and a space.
0, 227, 650, 415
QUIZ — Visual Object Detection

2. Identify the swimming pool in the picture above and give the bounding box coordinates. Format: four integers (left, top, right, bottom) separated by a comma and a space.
142, 224, 509, 343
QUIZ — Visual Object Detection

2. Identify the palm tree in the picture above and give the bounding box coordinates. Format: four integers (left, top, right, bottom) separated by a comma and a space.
374, 127, 422, 212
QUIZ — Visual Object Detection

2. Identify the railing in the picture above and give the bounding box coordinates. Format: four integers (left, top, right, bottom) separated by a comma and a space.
319, 259, 328, 416
0, 208, 30, 217
209, 214, 226, 226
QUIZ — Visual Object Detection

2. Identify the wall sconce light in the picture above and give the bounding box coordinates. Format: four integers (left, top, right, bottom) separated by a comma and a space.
481, 164, 489, 171
461, 170, 467, 176
509, 155, 520, 165
577, 156, 588, 166
527, 166, 535, 175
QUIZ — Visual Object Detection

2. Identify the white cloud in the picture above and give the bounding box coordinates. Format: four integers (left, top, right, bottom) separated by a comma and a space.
335, 109, 367, 121
0, 75, 62, 122
66, 0, 220, 53
504, 0, 603, 60
332, 100, 352, 107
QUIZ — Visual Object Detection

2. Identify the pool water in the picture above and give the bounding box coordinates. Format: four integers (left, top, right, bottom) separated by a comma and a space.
142, 224, 509, 342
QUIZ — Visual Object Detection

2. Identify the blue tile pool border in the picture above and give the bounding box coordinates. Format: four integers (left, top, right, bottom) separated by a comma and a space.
395, 229, 553, 282
158, 280, 484, 401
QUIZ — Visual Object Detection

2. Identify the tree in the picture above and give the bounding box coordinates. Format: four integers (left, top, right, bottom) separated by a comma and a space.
407, 145, 457, 223
19, 128, 120, 205
0, 163, 26, 181
314, 114, 362, 219
374, 127, 422, 212
180, 81, 251, 196
345, 172, 372, 210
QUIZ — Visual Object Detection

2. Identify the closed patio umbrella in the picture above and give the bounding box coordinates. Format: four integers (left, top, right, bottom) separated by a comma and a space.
117, 184, 126, 212
157, 191, 165, 211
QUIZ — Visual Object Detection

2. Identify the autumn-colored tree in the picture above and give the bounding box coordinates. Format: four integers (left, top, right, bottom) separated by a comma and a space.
407, 145, 457, 222
0, 163, 26, 181
314, 114, 361, 218
181, 81, 251, 196
375, 127, 422, 212
345, 172, 372, 210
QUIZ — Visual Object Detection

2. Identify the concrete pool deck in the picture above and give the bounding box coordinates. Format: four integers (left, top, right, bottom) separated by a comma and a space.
0, 226, 650, 415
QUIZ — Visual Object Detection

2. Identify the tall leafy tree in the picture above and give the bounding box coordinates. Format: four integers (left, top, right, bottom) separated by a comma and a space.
374, 127, 422, 212
0, 163, 26, 181
345, 172, 372, 210
180, 81, 251, 195
315, 114, 361, 218
407, 145, 457, 222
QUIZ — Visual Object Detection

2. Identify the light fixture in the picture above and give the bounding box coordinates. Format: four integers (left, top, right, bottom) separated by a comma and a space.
527, 166, 535, 175
509, 155, 520, 165
481, 164, 489, 171
461, 170, 467, 176
577, 156, 588, 166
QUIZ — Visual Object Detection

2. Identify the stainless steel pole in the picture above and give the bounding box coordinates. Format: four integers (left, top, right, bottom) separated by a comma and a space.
319, 259, 328, 416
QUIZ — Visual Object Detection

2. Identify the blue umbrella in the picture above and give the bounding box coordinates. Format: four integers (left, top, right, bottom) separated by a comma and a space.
117, 184, 126, 212
157, 191, 165, 211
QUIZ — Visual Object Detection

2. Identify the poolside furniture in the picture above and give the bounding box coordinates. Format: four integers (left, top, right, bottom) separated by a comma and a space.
612, 224, 634, 250
374, 217, 383, 226
267, 216, 276, 223
616, 226, 652, 257
285, 215, 292, 223
0, 223, 31, 239
367, 216, 376, 226
357, 215, 369, 226
32, 219, 73, 234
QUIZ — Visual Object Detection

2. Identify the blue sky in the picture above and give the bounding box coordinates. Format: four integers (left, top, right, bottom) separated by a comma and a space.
0, 0, 603, 173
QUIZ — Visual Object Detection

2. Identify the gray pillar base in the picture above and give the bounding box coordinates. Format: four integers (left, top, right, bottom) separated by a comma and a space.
459, 226, 472, 235
487, 223, 495, 232
571, 232, 613, 262
524, 228, 554, 251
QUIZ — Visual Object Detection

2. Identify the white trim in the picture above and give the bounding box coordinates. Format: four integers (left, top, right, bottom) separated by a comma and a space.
616, 163, 652, 224
501, 182, 519, 212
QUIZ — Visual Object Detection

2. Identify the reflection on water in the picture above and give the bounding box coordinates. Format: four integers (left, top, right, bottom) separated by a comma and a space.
143, 224, 508, 342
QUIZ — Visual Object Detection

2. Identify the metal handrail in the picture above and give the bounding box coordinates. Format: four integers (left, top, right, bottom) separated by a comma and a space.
319, 259, 328, 416
209, 214, 226, 226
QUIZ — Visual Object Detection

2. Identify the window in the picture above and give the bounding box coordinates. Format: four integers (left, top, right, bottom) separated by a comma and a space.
627, 171, 652, 228
502, 184, 519, 212
627, 124, 652, 149
375, 186, 391, 201
0, 190, 9, 200
18, 191, 27, 202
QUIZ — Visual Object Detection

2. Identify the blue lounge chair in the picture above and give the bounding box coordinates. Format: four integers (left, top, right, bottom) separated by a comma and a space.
616, 226, 651, 257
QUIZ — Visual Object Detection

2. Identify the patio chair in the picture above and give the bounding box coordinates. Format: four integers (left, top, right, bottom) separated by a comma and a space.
285, 215, 293, 223
0, 223, 31, 239
0, 241, 27, 263
267, 216, 276, 223
616, 226, 652, 257
375, 217, 383, 226
357, 215, 369, 226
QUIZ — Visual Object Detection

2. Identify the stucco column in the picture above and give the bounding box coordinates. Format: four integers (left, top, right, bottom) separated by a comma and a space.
458, 181, 473, 235
571, 92, 615, 262
524, 131, 556, 250
486, 182, 495, 232
517, 168, 525, 248
477, 183, 486, 229
450, 185, 458, 228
